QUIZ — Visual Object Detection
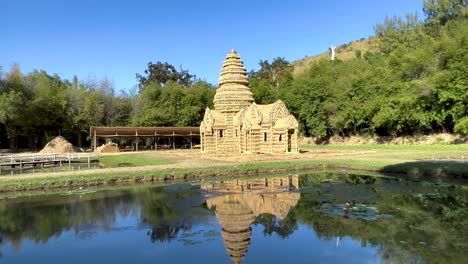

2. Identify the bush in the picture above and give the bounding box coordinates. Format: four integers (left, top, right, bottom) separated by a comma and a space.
454, 117, 468, 135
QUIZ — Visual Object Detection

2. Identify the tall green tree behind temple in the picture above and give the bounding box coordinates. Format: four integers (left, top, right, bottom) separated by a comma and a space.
248, 57, 292, 104
132, 80, 215, 127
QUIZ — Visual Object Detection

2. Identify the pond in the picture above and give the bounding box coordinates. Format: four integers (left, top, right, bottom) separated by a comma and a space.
0, 164, 102, 176
0, 172, 466, 263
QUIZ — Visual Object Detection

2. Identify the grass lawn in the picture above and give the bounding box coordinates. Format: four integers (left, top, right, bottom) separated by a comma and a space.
301, 143, 467, 152
301, 144, 468, 178
99, 153, 174, 167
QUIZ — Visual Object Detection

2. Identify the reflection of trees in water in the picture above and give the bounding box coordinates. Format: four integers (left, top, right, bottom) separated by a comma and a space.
137, 186, 209, 243
294, 174, 468, 264
0, 189, 138, 247
0, 185, 205, 249
0, 173, 466, 263
254, 212, 297, 238
148, 223, 191, 243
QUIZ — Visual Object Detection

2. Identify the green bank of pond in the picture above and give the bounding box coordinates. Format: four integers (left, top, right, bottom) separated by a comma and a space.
1, 159, 466, 193
0, 172, 466, 263
1, 144, 467, 192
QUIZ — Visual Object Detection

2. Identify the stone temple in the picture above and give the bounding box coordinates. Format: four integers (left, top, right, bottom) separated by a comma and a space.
200, 50, 299, 153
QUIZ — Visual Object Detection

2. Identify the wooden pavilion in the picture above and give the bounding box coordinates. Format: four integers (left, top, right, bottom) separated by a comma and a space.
90, 126, 199, 152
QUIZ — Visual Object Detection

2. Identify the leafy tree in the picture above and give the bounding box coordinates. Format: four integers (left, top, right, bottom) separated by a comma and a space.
0, 90, 23, 148
18, 70, 70, 148
136, 61, 194, 89
423, 0, 468, 26
374, 14, 426, 55
0, 65, 26, 148
132, 80, 214, 127
249, 57, 292, 104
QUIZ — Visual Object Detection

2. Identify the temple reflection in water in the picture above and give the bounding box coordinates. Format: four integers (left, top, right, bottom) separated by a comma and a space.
201, 176, 300, 264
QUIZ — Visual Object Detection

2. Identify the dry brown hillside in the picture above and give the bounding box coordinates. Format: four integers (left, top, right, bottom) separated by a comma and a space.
292, 37, 379, 76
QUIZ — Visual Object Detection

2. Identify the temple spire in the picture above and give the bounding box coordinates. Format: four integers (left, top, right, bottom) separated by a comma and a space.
213, 50, 254, 112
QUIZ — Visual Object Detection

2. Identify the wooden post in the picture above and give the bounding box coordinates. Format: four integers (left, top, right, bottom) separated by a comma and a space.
154, 132, 158, 151
93, 129, 97, 152
135, 130, 139, 152
172, 131, 175, 150
190, 132, 193, 149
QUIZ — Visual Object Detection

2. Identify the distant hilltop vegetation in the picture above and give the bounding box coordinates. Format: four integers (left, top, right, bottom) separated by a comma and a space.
292, 37, 379, 76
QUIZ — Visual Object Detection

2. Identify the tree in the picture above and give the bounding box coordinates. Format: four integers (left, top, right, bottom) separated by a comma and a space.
0, 90, 23, 149
248, 57, 292, 104
136, 61, 194, 89
423, 0, 468, 26
374, 14, 426, 55
19, 70, 70, 148
0, 65, 26, 149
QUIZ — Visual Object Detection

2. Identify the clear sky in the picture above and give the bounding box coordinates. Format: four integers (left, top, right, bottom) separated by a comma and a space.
2, 0, 424, 91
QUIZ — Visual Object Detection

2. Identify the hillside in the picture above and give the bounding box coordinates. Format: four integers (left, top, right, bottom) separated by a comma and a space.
292, 37, 379, 76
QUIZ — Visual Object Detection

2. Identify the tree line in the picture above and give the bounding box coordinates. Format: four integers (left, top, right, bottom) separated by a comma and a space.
1, 0, 466, 149
0, 64, 215, 149
249, 0, 467, 138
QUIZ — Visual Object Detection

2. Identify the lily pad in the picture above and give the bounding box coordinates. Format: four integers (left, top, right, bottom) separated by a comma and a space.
318, 203, 393, 221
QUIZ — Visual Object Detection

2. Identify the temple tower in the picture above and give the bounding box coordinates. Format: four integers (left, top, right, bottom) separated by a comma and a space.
213, 50, 254, 112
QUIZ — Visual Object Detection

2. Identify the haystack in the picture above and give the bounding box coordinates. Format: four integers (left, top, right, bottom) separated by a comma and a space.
96, 142, 120, 153
40, 136, 81, 153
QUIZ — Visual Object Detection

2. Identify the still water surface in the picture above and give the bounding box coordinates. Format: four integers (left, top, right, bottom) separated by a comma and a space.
0, 172, 466, 263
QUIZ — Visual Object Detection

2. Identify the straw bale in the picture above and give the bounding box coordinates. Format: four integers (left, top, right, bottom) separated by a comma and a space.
39, 136, 81, 153
96, 142, 120, 153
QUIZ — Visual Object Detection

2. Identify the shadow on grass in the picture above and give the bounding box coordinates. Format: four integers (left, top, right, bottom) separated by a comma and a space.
381, 160, 468, 179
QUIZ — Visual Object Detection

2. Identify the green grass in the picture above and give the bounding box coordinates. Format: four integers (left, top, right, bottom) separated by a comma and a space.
0, 144, 466, 193
300, 144, 468, 179
301, 144, 468, 152
99, 153, 174, 167
0, 159, 367, 192
1, 156, 465, 193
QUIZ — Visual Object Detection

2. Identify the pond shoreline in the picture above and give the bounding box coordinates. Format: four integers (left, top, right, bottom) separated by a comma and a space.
0, 161, 465, 194
0, 163, 358, 193
1, 145, 466, 193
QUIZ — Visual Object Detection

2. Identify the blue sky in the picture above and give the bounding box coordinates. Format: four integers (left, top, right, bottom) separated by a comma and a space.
2, 0, 423, 91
